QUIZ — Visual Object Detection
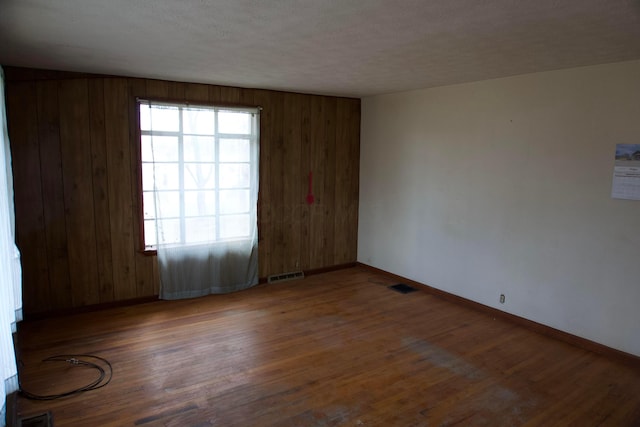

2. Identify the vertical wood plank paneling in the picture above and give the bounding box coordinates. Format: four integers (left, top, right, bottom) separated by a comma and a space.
58, 79, 100, 307
104, 78, 137, 300
219, 86, 241, 104
334, 98, 349, 264
168, 81, 186, 101
282, 92, 302, 271
346, 99, 361, 261
128, 78, 147, 100
254, 90, 273, 277
6, 82, 51, 314
240, 88, 255, 106
268, 91, 285, 275
185, 83, 211, 103
271, 91, 285, 274
36, 81, 71, 310
334, 98, 359, 265
322, 97, 337, 268
87, 79, 115, 303
209, 85, 222, 102
128, 77, 148, 255
5, 67, 360, 314
128, 78, 156, 297
146, 79, 170, 99
309, 95, 326, 269
299, 95, 312, 271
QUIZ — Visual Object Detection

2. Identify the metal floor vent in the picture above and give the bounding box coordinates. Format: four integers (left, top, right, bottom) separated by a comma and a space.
389, 283, 418, 294
19, 412, 53, 427
268, 271, 304, 284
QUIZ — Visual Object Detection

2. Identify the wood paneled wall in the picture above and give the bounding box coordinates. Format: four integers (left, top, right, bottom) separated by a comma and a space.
4, 67, 360, 316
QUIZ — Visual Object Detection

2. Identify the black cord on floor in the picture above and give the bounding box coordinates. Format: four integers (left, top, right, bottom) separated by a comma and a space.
19, 354, 113, 400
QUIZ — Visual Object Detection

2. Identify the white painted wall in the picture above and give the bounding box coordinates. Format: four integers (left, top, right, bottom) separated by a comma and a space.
358, 60, 640, 356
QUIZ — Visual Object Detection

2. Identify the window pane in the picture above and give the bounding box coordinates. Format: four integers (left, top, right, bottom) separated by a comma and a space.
220, 214, 250, 239
185, 217, 216, 244
220, 138, 250, 162
143, 191, 155, 219
140, 104, 179, 132
143, 163, 180, 190
184, 163, 215, 190
144, 219, 157, 247
185, 190, 216, 216
157, 219, 181, 245
140, 101, 258, 248
184, 135, 215, 162
183, 107, 215, 135
154, 191, 181, 218
219, 189, 249, 214
220, 163, 250, 188
141, 135, 178, 162
219, 111, 251, 134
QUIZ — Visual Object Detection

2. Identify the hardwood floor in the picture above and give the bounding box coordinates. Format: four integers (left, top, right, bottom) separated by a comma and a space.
16, 267, 640, 426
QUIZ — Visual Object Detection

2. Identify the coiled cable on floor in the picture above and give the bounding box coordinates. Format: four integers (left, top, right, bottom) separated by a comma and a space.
19, 354, 113, 400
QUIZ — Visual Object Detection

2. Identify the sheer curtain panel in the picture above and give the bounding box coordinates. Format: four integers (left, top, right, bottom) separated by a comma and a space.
140, 101, 260, 299
0, 67, 23, 426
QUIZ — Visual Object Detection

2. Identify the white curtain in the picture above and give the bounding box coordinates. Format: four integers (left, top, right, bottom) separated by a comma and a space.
0, 67, 23, 426
141, 102, 260, 299
157, 237, 259, 299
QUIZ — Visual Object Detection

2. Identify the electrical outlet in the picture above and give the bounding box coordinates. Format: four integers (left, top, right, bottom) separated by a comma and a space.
499, 294, 505, 304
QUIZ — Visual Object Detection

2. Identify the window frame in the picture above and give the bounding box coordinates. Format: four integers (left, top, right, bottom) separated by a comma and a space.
135, 97, 260, 255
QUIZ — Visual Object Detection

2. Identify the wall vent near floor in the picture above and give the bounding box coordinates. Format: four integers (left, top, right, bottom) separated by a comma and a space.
19, 412, 53, 427
268, 271, 304, 283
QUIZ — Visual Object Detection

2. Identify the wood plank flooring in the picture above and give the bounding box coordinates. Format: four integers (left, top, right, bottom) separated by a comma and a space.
15, 267, 640, 426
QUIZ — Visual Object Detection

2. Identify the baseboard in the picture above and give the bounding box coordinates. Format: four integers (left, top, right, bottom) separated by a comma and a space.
305, 262, 358, 277
357, 262, 640, 367
23, 296, 160, 322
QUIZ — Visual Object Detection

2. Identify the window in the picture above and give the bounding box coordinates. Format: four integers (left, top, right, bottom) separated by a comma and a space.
138, 100, 259, 250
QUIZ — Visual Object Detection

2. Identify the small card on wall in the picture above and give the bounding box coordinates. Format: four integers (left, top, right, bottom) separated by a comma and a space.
612, 144, 640, 201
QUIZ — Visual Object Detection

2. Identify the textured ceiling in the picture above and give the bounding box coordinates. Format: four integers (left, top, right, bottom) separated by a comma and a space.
1, 0, 640, 97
